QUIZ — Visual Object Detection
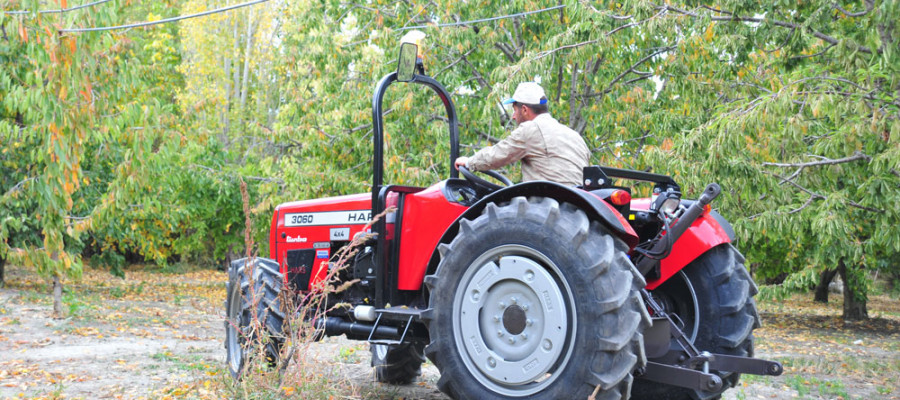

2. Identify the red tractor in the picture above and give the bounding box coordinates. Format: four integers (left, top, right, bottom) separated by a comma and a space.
225, 41, 782, 400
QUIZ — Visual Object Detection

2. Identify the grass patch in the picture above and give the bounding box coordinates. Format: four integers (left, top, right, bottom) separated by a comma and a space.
335, 344, 366, 364
151, 351, 213, 373
784, 375, 849, 398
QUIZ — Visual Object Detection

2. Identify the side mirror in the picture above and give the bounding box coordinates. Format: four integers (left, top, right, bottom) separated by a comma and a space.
396, 42, 418, 82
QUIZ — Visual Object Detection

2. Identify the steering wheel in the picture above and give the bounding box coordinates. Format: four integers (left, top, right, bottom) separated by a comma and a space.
458, 165, 513, 195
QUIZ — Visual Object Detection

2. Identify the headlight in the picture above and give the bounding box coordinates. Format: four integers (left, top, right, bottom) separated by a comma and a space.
659, 197, 680, 215
651, 190, 681, 215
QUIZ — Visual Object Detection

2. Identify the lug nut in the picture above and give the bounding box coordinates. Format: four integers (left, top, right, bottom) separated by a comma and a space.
499, 302, 506, 309
511, 297, 518, 304
493, 315, 501, 322
520, 333, 528, 341
508, 337, 516, 344
526, 319, 534, 326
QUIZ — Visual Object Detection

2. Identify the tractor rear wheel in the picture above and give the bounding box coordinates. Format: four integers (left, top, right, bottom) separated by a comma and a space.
423, 197, 649, 400
371, 342, 426, 384
225, 257, 286, 379
632, 244, 759, 400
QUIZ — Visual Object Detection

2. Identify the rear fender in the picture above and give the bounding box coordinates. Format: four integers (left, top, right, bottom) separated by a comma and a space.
645, 204, 735, 290
424, 181, 639, 279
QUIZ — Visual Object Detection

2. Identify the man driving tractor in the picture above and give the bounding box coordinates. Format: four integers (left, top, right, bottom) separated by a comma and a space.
454, 81, 590, 186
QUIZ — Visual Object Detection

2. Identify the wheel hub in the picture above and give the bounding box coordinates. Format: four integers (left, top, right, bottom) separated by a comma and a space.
502, 305, 527, 335
454, 247, 574, 392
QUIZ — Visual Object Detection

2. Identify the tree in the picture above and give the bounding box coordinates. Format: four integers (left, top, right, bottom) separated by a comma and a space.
638, 1, 899, 320
0, 1, 185, 315
267, 0, 899, 321
5, 0, 894, 324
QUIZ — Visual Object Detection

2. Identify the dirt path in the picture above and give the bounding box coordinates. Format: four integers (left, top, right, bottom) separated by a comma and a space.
1, 268, 898, 399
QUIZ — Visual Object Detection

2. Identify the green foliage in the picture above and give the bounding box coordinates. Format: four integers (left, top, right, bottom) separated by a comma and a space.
634, 1, 899, 319
2, 0, 896, 321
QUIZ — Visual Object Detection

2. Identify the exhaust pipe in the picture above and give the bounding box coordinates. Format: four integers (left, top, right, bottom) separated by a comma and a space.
314, 317, 403, 341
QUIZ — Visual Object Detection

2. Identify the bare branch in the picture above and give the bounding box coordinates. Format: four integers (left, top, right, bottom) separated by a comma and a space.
536, 8, 665, 61
847, 200, 885, 214
625, 74, 654, 85
460, 54, 492, 92
789, 75, 869, 92
700, 5, 732, 15
730, 80, 774, 94
190, 164, 284, 185
581, 46, 675, 99
779, 167, 805, 184
3, 177, 36, 197
790, 43, 836, 60
534, 39, 600, 60
764, 27, 795, 53
788, 196, 819, 214
833, 0, 874, 18
494, 42, 518, 62
661, 5, 877, 54
428, 114, 502, 144
607, 8, 665, 36
762, 151, 871, 168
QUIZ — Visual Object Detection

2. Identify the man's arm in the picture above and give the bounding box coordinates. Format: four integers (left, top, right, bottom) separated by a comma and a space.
462, 124, 532, 171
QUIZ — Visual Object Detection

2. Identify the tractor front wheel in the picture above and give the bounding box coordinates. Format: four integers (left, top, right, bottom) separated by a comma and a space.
225, 257, 286, 379
371, 342, 426, 384
424, 197, 649, 400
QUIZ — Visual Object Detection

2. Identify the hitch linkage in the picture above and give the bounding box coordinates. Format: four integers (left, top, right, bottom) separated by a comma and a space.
637, 289, 783, 392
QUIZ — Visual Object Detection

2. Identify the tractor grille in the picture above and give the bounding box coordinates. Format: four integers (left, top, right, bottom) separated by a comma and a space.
286, 249, 316, 291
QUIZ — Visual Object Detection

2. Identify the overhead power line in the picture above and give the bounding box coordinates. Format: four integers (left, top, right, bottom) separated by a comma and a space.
4, 0, 113, 15
58, 0, 270, 33
46, 1, 562, 34
395, 4, 566, 32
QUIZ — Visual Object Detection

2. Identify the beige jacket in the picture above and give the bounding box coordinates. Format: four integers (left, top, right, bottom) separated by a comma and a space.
466, 113, 590, 186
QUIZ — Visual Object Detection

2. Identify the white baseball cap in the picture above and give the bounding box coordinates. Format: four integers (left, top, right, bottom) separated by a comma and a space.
502, 82, 547, 105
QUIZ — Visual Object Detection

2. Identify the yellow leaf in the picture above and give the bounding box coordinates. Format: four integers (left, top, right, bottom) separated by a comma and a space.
704, 22, 715, 41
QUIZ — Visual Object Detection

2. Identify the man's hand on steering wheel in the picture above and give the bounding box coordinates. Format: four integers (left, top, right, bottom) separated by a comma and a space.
457, 165, 512, 195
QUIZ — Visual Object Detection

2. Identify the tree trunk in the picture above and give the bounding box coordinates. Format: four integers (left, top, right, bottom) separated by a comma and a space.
222, 49, 231, 137
0, 254, 5, 288
52, 274, 63, 319
231, 18, 241, 107
814, 268, 838, 303
239, 8, 258, 111
837, 259, 868, 321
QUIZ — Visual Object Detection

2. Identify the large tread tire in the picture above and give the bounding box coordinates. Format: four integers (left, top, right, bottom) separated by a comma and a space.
423, 197, 650, 400
225, 257, 286, 379
632, 244, 760, 400
371, 342, 426, 384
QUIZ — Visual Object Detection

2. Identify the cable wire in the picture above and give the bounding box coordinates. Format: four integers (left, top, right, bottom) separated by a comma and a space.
395, 4, 566, 32
4, 0, 112, 15
44, 1, 562, 34
58, 0, 269, 33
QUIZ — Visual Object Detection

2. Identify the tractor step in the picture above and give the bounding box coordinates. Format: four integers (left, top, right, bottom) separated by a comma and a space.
374, 307, 428, 321
366, 308, 429, 345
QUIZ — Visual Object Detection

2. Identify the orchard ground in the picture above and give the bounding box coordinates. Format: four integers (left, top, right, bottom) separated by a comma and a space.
0, 266, 898, 400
